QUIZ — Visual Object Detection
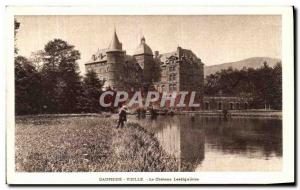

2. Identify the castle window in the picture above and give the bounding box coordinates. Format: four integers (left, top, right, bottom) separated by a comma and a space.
236, 103, 240, 110
173, 84, 177, 91
230, 103, 234, 110
169, 84, 173, 91
169, 66, 176, 71
218, 102, 222, 110
168, 73, 176, 81
205, 102, 210, 110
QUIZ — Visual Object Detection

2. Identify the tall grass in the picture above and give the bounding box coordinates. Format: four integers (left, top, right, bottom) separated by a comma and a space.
15, 116, 178, 172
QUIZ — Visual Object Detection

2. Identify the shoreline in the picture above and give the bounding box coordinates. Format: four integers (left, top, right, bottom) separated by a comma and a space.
16, 110, 282, 119
15, 114, 281, 172
176, 110, 282, 118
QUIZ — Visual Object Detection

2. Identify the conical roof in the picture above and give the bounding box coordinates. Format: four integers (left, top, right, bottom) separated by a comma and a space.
108, 28, 122, 52
134, 36, 153, 56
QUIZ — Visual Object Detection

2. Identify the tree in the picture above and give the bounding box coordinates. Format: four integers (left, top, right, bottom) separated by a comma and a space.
204, 61, 282, 110
14, 19, 20, 55
40, 39, 82, 113
29, 50, 45, 71
204, 74, 220, 95
271, 62, 282, 109
15, 56, 42, 114
80, 70, 104, 113
253, 62, 274, 109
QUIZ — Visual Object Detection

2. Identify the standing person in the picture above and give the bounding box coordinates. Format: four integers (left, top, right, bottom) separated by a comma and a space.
116, 105, 127, 128
150, 106, 158, 120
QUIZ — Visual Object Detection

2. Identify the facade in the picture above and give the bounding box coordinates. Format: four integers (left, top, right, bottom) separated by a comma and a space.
85, 29, 204, 108
203, 96, 250, 111
84, 29, 253, 111
154, 47, 204, 107
133, 36, 156, 87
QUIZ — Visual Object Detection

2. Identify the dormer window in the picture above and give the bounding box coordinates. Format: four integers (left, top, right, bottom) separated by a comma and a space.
141, 36, 146, 44
92, 55, 96, 61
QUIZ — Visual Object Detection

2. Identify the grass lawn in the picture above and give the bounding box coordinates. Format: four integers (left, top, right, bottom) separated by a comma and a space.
15, 115, 178, 172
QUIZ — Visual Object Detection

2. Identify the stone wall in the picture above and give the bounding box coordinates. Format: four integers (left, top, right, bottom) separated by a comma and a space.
134, 54, 156, 88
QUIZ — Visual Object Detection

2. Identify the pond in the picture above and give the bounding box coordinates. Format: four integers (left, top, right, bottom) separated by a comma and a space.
134, 115, 282, 172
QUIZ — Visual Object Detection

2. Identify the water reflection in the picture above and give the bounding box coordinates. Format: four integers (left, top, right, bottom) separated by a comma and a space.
135, 115, 282, 171
203, 117, 282, 158
152, 116, 205, 171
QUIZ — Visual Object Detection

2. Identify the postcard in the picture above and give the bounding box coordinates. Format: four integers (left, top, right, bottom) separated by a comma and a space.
6, 6, 294, 185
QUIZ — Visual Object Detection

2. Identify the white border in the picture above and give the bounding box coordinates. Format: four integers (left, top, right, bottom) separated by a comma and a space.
6, 6, 294, 184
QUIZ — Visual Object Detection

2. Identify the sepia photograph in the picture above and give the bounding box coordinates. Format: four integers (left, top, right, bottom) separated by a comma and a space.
6, 6, 294, 185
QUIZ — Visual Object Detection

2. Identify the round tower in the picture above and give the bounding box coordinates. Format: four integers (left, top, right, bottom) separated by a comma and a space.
106, 29, 125, 90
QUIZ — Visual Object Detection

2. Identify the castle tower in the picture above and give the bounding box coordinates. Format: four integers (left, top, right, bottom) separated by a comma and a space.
133, 36, 155, 89
106, 28, 125, 90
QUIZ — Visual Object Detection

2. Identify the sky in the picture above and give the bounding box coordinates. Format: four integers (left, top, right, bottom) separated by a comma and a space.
16, 15, 281, 74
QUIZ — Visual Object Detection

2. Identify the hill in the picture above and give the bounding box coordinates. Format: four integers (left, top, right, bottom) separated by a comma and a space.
204, 57, 281, 76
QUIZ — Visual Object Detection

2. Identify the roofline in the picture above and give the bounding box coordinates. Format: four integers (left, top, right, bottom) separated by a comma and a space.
106, 49, 125, 53
85, 60, 107, 65
133, 53, 153, 56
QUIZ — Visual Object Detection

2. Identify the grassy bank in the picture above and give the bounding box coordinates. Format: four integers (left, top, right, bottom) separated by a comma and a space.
15, 116, 178, 172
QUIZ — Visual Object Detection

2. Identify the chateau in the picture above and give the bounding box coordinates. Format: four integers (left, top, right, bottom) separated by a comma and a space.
85, 29, 204, 108
85, 29, 249, 110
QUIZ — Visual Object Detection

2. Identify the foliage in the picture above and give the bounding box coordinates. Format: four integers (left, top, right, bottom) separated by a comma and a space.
15, 56, 42, 114
14, 20, 105, 115
29, 50, 45, 71
14, 19, 20, 55
204, 62, 282, 109
80, 70, 104, 113
39, 39, 82, 113
14, 35, 106, 114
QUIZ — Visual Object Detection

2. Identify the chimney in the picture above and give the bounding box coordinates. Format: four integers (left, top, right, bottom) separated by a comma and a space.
154, 51, 159, 57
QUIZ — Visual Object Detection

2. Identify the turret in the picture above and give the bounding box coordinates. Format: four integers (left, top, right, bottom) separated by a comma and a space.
106, 28, 125, 89
107, 28, 123, 52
